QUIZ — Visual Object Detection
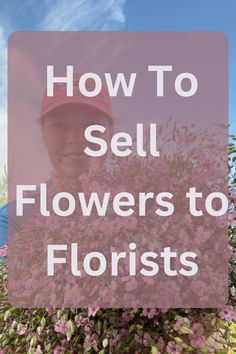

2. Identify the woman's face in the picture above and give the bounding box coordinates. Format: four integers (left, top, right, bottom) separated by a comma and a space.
42, 103, 112, 179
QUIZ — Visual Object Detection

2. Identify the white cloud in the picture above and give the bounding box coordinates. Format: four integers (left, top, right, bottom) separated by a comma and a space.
0, 0, 127, 177
42, 0, 126, 30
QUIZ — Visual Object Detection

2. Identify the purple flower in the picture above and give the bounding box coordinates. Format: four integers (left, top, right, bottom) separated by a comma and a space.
0, 245, 7, 257
166, 340, 182, 353
142, 308, 159, 319
219, 305, 236, 322
17, 324, 28, 336
188, 323, 206, 348
88, 307, 100, 317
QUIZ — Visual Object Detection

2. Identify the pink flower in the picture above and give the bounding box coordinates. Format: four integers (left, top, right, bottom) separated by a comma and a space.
188, 323, 206, 348
174, 317, 189, 332
54, 320, 74, 342
121, 310, 134, 323
230, 189, 236, 203
160, 308, 169, 313
0, 245, 7, 257
88, 307, 100, 317
142, 308, 159, 319
166, 340, 182, 353
17, 324, 28, 335
230, 220, 236, 228
45, 215, 60, 231
231, 249, 236, 261
45, 307, 55, 314
111, 217, 123, 233
34, 345, 43, 354
124, 278, 137, 292
219, 305, 236, 322
54, 320, 67, 335
143, 276, 154, 285
191, 280, 208, 297
34, 216, 44, 227
156, 336, 165, 352
84, 333, 99, 352
229, 210, 236, 219
123, 216, 137, 230
53, 345, 65, 354
196, 226, 212, 242
75, 314, 84, 328
143, 332, 151, 347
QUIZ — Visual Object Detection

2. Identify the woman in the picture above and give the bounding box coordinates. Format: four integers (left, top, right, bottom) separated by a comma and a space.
0, 75, 114, 256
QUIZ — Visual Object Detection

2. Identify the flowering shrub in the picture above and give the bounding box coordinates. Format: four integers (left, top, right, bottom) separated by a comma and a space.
0, 129, 236, 353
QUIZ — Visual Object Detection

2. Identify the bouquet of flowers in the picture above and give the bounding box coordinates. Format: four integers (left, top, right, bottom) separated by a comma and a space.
0, 124, 235, 353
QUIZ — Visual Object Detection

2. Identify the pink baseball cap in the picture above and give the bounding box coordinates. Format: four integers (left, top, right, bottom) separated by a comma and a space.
40, 74, 113, 122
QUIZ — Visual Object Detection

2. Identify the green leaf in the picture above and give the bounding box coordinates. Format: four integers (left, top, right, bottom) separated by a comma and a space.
216, 338, 228, 345
150, 346, 158, 354
16, 323, 22, 331
219, 322, 229, 330
211, 317, 216, 326
27, 349, 34, 354
40, 317, 46, 327
132, 308, 140, 314
9, 328, 15, 336
30, 337, 37, 347
37, 326, 42, 335
69, 320, 76, 332
66, 320, 76, 338
102, 338, 108, 348
129, 324, 136, 333
174, 337, 183, 344
180, 326, 191, 334
57, 309, 63, 318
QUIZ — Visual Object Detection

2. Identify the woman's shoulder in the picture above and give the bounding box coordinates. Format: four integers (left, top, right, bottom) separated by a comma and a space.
0, 180, 53, 245
0, 202, 8, 214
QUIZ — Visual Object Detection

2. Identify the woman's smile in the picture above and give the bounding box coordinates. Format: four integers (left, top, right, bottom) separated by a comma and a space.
42, 103, 112, 179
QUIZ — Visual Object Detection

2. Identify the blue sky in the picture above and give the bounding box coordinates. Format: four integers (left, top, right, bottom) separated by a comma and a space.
0, 0, 236, 175
125, 0, 236, 134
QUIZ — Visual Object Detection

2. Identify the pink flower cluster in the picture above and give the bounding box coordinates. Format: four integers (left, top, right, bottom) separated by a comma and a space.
219, 305, 236, 322
188, 323, 206, 348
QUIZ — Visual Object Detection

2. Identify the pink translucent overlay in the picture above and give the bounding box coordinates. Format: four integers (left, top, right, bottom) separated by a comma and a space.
8, 32, 228, 307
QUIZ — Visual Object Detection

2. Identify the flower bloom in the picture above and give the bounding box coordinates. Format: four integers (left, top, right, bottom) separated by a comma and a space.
17, 324, 28, 336
88, 307, 100, 317
230, 189, 236, 203
156, 336, 165, 352
142, 308, 159, 319
174, 317, 189, 332
143, 332, 151, 347
53, 345, 65, 354
54, 320, 67, 335
166, 340, 182, 353
188, 323, 206, 348
219, 305, 236, 322
230, 249, 236, 261
34, 345, 43, 354
0, 245, 7, 257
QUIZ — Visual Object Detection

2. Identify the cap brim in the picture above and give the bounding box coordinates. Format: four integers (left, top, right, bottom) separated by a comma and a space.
40, 100, 114, 124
